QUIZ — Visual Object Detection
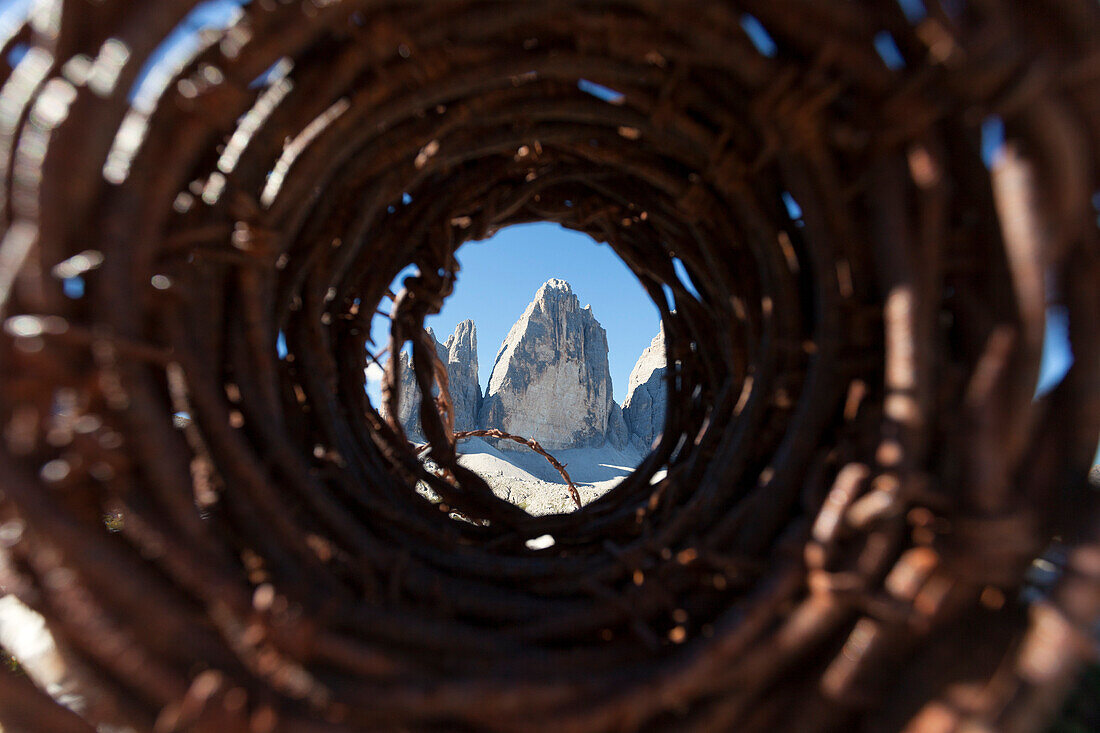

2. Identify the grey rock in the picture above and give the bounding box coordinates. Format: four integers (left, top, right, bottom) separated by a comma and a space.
622, 322, 667, 450
387, 323, 482, 438
442, 319, 481, 431
479, 279, 613, 450
606, 400, 628, 450
387, 328, 447, 440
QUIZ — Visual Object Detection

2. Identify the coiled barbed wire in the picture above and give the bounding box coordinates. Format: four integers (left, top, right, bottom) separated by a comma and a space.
0, 1, 1098, 731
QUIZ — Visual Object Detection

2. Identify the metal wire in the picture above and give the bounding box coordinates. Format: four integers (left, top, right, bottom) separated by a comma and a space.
0, 1, 1098, 731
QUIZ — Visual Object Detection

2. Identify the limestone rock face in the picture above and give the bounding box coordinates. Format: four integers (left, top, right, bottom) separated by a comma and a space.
442, 319, 481, 431
390, 328, 447, 440
389, 323, 482, 438
606, 400, 629, 450
622, 322, 667, 450
479, 279, 613, 450
382, 283, 647, 456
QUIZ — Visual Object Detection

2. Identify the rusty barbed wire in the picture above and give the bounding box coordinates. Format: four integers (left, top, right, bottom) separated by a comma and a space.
411, 424, 584, 509
0, 1, 1097, 731
452, 430, 583, 509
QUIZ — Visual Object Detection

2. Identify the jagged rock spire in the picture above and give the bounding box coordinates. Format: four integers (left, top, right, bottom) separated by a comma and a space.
385, 323, 481, 438
479, 279, 613, 450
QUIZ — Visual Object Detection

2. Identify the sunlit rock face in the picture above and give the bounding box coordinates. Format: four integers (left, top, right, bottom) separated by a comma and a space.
388, 328, 448, 440
479, 279, 614, 451
383, 281, 642, 453
442, 319, 481, 431
388, 323, 481, 438
622, 322, 667, 450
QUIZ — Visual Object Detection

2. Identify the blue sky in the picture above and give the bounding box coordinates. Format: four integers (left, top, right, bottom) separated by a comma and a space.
367, 223, 660, 405
4, 0, 1095, 464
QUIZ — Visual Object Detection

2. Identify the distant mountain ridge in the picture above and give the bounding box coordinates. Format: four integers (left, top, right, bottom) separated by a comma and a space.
385, 279, 666, 453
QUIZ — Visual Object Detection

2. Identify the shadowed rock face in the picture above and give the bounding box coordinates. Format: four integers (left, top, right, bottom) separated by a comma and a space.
479, 279, 613, 450
622, 322, 667, 450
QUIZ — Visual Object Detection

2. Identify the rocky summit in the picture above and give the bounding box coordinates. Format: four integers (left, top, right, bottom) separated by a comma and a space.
441, 319, 481, 431
385, 279, 667, 453
391, 327, 447, 439
389, 322, 480, 439
479, 279, 613, 450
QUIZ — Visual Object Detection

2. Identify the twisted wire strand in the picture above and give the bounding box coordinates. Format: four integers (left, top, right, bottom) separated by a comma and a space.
0, 1, 1097, 731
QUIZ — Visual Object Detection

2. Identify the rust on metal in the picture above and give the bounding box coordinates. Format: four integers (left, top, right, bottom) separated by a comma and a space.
0, 1, 1098, 731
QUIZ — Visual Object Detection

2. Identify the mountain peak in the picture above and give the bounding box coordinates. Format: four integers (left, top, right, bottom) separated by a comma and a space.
480, 280, 613, 450
385, 321, 481, 437
536, 278, 573, 298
